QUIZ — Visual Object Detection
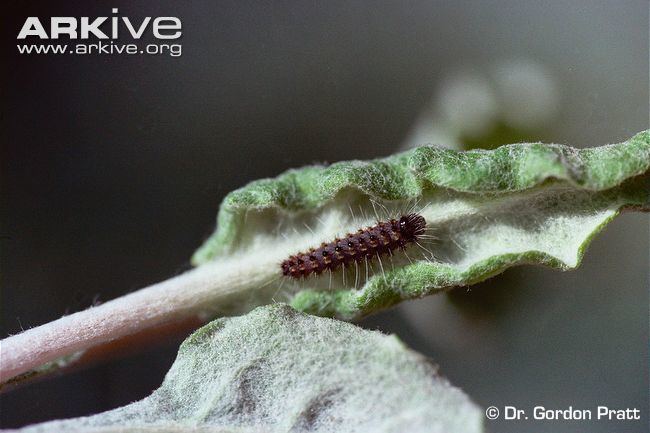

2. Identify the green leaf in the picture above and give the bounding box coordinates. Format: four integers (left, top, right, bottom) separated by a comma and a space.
14, 304, 483, 433
192, 131, 649, 320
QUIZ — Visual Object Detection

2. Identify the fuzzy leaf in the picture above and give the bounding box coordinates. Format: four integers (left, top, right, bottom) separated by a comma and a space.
192, 131, 649, 320
10, 304, 483, 433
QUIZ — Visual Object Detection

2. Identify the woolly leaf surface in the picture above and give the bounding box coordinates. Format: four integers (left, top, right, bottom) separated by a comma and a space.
10, 304, 482, 433
193, 131, 650, 319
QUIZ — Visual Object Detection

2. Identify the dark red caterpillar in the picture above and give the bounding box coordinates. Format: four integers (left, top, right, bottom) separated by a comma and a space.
281, 213, 426, 279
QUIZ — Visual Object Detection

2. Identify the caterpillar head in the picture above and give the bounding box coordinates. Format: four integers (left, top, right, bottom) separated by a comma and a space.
399, 213, 427, 241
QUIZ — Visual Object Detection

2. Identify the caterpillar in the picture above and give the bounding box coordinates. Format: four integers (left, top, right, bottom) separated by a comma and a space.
281, 213, 427, 280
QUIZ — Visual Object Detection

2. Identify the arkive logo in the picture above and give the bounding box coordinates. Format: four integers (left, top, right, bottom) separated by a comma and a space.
16, 8, 183, 57
18, 8, 181, 40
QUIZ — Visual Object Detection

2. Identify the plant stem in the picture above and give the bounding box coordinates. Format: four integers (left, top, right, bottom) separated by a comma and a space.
0, 257, 278, 386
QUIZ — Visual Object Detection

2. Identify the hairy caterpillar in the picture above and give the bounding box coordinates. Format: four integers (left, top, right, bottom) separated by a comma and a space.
281, 213, 427, 279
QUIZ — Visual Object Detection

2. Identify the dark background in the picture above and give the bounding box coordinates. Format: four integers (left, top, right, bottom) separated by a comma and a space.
1, 1, 648, 432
